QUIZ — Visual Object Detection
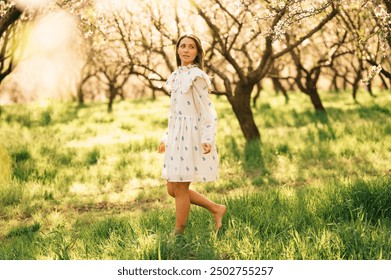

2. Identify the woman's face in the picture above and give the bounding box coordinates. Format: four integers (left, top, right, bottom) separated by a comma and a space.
177, 37, 198, 66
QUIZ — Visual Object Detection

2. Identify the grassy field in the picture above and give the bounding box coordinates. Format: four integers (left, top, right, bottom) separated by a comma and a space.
0, 89, 390, 260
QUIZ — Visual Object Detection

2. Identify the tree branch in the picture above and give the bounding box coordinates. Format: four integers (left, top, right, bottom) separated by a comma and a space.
191, 0, 247, 83
272, 6, 339, 59
0, 5, 22, 38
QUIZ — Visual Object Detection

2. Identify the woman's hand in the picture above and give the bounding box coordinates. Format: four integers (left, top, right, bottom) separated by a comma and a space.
202, 143, 211, 154
158, 142, 166, 154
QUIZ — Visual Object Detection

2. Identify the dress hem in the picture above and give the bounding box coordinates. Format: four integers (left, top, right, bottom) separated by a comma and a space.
162, 177, 218, 183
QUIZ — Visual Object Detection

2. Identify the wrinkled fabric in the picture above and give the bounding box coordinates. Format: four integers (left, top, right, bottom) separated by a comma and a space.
161, 65, 218, 182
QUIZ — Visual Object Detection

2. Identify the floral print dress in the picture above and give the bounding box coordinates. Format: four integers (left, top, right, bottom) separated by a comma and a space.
161, 65, 218, 182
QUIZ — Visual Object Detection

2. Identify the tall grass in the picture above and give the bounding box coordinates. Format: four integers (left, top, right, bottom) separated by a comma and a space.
0, 90, 390, 259
0, 145, 12, 185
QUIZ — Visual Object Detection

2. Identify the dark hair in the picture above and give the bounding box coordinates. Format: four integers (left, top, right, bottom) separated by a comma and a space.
175, 34, 204, 69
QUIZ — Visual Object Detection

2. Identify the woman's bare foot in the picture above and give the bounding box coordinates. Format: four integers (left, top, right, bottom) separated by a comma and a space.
174, 225, 186, 235
213, 204, 227, 231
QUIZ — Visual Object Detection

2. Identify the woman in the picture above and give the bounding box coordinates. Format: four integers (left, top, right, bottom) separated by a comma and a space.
158, 34, 226, 234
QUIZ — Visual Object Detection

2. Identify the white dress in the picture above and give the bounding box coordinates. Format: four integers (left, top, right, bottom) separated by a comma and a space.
161, 65, 218, 182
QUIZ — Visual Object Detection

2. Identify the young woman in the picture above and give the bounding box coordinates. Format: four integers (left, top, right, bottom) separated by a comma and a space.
158, 34, 226, 234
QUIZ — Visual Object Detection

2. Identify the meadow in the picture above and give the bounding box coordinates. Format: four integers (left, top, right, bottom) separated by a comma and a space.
0, 89, 390, 260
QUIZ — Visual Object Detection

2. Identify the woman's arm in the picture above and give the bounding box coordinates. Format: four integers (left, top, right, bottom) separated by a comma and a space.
192, 77, 218, 148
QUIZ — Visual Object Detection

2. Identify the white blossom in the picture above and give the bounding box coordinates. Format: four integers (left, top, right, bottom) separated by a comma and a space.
84, 30, 93, 39
361, 65, 382, 86
0, 0, 16, 17
234, 1, 244, 9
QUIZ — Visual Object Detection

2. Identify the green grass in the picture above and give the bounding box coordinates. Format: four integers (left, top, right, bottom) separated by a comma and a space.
0, 90, 390, 260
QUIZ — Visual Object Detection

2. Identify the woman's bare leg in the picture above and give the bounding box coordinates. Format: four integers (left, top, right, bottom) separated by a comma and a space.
167, 182, 226, 231
172, 182, 191, 234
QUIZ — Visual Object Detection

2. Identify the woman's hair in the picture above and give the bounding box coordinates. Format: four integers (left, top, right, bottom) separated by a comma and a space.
175, 34, 204, 69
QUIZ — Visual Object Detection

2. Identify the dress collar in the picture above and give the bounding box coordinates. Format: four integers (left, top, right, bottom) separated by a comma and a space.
178, 64, 198, 72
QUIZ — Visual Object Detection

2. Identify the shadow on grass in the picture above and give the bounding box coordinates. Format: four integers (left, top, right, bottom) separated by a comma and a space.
1, 102, 87, 127
0, 222, 41, 260
259, 101, 390, 131
244, 139, 268, 174
223, 176, 391, 259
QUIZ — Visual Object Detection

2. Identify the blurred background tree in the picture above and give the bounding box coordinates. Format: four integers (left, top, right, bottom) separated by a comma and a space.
0, 1, 23, 84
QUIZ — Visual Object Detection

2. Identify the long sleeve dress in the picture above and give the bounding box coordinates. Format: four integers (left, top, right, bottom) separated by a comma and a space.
161, 64, 218, 182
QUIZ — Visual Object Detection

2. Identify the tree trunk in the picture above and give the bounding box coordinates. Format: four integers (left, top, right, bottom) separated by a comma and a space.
331, 72, 339, 92
273, 78, 289, 102
308, 89, 325, 111
352, 59, 364, 100
252, 82, 262, 108
342, 73, 349, 90
77, 85, 84, 104
76, 74, 95, 105
379, 73, 389, 89
296, 72, 325, 111
0, 62, 12, 84
367, 81, 374, 97
118, 88, 125, 100
228, 82, 263, 167
228, 83, 261, 142
306, 69, 325, 111
108, 84, 117, 113
352, 74, 361, 100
